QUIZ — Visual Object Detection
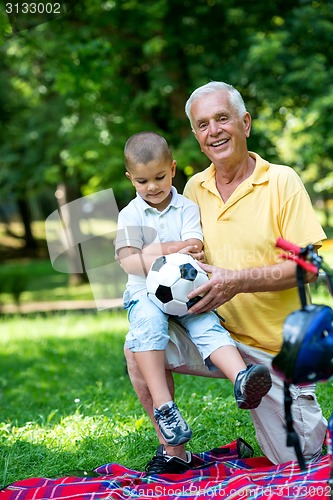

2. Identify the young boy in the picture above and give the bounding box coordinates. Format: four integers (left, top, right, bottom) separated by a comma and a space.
115, 131, 272, 448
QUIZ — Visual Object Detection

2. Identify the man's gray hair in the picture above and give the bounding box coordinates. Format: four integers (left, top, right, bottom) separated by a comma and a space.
185, 81, 247, 129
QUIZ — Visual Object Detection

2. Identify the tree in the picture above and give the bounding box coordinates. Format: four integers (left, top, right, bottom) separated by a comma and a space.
241, 1, 333, 227
1, 0, 332, 242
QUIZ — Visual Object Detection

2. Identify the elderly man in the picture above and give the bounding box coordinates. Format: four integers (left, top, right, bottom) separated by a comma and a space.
124, 81, 327, 474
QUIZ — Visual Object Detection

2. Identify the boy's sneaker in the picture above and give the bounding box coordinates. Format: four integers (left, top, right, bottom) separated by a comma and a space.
154, 401, 192, 446
145, 444, 193, 475
234, 364, 272, 409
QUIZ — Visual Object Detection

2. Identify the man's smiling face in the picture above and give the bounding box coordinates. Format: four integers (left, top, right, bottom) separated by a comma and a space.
191, 91, 251, 166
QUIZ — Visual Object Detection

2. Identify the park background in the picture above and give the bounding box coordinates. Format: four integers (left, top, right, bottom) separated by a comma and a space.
0, 0, 333, 488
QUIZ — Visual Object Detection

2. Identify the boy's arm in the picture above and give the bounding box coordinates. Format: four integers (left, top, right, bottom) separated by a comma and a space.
116, 198, 204, 275
142, 238, 203, 256
118, 239, 204, 276
117, 246, 159, 276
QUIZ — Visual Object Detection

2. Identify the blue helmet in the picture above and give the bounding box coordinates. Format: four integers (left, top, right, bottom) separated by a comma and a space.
272, 304, 333, 385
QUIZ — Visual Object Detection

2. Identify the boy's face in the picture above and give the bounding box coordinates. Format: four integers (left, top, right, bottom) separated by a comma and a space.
126, 158, 176, 211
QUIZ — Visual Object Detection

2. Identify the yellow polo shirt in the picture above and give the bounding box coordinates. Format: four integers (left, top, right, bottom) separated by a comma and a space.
183, 152, 326, 354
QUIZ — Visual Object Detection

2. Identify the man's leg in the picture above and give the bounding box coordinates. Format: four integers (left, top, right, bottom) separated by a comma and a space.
126, 315, 327, 466
237, 342, 327, 464
124, 345, 188, 460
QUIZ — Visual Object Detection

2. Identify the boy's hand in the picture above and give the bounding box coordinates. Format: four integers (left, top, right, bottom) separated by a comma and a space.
179, 245, 205, 262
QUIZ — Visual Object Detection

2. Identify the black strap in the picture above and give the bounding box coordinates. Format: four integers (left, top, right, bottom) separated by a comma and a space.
284, 382, 306, 471
296, 264, 307, 310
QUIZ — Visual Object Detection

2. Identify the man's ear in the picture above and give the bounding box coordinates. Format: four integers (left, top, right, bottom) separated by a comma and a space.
244, 112, 252, 138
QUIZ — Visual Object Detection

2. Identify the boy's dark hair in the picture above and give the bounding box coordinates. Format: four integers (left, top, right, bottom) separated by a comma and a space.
124, 132, 172, 171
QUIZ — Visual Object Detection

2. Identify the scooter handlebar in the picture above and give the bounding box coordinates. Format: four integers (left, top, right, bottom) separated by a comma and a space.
276, 237, 302, 255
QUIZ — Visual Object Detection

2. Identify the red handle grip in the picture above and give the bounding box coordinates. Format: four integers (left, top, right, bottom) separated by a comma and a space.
276, 237, 302, 255
276, 238, 319, 273
279, 254, 319, 274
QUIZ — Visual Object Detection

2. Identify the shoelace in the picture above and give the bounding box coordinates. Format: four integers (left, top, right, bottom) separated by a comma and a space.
158, 406, 181, 428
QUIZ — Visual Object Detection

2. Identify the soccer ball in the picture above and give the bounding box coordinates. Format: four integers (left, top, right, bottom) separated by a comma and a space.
146, 253, 208, 316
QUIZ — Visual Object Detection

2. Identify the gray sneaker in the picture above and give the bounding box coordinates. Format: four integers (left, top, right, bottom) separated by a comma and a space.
154, 402, 192, 446
234, 364, 272, 409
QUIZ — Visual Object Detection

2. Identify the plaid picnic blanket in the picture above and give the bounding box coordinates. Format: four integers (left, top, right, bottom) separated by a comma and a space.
1, 439, 331, 499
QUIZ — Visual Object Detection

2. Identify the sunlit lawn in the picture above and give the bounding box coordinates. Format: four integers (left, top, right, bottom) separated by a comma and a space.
1, 311, 333, 489
0, 311, 255, 487
1, 222, 333, 488
0, 312, 154, 487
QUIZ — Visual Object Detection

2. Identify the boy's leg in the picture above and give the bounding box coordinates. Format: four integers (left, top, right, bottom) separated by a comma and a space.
133, 349, 192, 447
124, 345, 174, 432
133, 350, 173, 408
178, 312, 240, 375
124, 345, 188, 461
125, 294, 191, 447
179, 313, 272, 409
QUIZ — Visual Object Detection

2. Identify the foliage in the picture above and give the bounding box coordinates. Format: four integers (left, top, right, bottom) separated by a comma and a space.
244, 1, 333, 202
0, 0, 332, 218
0, 266, 28, 305
0, 258, 92, 305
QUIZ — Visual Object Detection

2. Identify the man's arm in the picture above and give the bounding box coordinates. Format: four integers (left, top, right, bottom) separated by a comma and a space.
187, 259, 318, 314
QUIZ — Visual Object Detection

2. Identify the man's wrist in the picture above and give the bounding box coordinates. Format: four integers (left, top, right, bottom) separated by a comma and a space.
234, 269, 248, 293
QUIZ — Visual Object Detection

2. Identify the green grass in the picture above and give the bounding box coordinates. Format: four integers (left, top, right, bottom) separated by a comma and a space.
0, 311, 250, 487
1, 311, 333, 489
0, 220, 124, 306
1, 222, 333, 487
0, 258, 127, 306
0, 311, 144, 486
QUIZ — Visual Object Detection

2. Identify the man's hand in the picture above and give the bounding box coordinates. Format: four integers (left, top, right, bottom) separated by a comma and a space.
187, 263, 239, 313
179, 244, 205, 262
187, 258, 306, 314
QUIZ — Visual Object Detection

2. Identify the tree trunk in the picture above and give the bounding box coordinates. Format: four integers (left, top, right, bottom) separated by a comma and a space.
55, 181, 86, 286
16, 197, 38, 249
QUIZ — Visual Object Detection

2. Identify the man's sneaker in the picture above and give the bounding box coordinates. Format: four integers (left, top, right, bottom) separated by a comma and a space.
145, 444, 193, 475
234, 364, 272, 409
154, 401, 192, 446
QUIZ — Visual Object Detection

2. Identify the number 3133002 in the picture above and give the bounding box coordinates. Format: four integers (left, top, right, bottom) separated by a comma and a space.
6, 3, 62, 14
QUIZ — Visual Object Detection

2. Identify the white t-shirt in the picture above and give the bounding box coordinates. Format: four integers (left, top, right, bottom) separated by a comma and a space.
115, 186, 203, 295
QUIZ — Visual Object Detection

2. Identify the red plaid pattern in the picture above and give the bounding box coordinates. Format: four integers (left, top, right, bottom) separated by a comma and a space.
1, 439, 330, 499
